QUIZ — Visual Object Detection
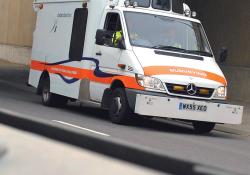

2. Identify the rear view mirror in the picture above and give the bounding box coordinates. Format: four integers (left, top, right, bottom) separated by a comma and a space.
95, 29, 112, 45
219, 47, 228, 63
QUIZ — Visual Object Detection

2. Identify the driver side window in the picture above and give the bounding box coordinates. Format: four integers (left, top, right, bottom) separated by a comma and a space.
104, 13, 122, 47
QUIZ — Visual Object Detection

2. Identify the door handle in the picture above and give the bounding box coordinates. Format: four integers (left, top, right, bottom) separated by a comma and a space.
96, 52, 102, 56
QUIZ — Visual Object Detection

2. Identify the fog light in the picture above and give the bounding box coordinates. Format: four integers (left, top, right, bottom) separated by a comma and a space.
199, 89, 209, 95
173, 85, 185, 92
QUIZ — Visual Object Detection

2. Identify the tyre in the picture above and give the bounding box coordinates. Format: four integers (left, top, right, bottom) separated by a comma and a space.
192, 121, 216, 134
41, 77, 68, 107
109, 88, 132, 124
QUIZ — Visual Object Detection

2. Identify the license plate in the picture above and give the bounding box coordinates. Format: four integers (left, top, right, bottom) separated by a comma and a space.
179, 102, 207, 112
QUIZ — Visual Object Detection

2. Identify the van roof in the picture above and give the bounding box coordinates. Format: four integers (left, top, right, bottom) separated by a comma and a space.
118, 6, 200, 23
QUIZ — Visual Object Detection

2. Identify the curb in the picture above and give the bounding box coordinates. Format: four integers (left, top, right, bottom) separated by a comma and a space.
0, 108, 235, 175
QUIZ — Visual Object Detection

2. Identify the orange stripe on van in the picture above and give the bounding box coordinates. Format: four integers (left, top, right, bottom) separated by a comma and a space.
30, 60, 144, 90
30, 60, 45, 71
47, 64, 84, 79
144, 66, 227, 86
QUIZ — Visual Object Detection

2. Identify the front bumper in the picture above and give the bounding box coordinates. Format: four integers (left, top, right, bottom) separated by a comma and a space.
126, 89, 243, 124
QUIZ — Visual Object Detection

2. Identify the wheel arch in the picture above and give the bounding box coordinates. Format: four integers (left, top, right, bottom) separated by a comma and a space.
37, 71, 50, 95
110, 79, 125, 90
101, 79, 125, 109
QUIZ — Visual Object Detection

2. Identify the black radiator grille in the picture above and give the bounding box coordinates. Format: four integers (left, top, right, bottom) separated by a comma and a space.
166, 83, 214, 98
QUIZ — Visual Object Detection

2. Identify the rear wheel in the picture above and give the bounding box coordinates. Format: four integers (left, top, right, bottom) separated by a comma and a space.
109, 88, 132, 124
192, 121, 215, 134
41, 77, 68, 107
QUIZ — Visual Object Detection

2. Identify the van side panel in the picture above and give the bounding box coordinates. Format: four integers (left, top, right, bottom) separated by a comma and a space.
30, 2, 84, 99
29, 0, 110, 101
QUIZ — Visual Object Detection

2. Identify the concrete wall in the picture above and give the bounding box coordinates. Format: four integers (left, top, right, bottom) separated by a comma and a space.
0, 0, 36, 46
187, 0, 250, 102
0, 0, 36, 65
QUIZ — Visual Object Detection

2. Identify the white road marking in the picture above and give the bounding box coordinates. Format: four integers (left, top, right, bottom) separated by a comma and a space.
52, 120, 110, 137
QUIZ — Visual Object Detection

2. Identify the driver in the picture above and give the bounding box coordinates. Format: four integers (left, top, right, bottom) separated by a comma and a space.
127, 17, 140, 42
112, 30, 123, 47
162, 25, 182, 48
127, 17, 151, 46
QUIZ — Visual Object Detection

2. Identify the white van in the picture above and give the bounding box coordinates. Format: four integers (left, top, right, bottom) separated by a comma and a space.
29, 0, 243, 133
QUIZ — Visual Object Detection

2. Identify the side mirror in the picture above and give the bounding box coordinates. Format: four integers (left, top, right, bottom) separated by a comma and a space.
117, 37, 126, 50
219, 47, 228, 63
95, 29, 112, 45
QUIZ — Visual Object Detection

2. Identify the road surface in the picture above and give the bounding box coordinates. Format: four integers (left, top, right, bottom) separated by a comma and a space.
0, 61, 250, 175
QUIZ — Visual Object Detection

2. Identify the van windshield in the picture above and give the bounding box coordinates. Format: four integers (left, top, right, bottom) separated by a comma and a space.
124, 12, 213, 57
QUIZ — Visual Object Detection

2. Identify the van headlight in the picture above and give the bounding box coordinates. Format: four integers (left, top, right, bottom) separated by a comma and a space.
214, 86, 227, 99
136, 74, 165, 91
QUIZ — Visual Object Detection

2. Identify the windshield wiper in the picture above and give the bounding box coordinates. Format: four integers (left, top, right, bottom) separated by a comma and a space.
152, 45, 186, 53
152, 46, 213, 57
187, 50, 213, 57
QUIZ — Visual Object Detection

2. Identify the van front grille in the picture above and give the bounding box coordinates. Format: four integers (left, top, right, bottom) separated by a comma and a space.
166, 83, 214, 98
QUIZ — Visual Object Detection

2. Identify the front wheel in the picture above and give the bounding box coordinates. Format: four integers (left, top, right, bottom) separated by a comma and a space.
109, 88, 132, 124
192, 121, 216, 134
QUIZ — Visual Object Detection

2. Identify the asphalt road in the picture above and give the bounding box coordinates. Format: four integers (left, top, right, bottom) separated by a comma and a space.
1, 62, 250, 175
